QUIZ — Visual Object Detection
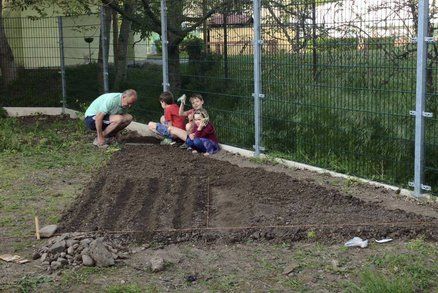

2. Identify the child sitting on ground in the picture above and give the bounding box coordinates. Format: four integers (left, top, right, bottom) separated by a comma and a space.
182, 108, 219, 155
168, 93, 203, 147
178, 93, 204, 132
147, 91, 186, 145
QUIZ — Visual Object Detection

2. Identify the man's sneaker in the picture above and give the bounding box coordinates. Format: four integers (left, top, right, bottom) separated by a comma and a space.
93, 138, 109, 149
179, 143, 189, 149
160, 138, 174, 145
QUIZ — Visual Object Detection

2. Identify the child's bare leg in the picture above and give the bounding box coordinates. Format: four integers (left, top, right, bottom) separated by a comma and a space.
147, 122, 162, 138
168, 126, 188, 141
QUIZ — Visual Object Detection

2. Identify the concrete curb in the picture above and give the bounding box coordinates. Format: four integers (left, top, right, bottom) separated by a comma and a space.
4, 107, 80, 118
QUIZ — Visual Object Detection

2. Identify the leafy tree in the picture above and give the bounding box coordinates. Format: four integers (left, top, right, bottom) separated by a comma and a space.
105, 0, 250, 92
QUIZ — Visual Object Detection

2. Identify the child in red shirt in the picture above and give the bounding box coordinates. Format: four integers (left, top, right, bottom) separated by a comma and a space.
147, 92, 185, 144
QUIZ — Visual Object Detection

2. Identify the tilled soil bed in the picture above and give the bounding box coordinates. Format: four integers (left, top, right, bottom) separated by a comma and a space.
60, 142, 438, 243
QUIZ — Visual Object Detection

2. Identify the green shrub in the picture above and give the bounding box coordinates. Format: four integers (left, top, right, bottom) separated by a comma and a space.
0, 107, 7, 118
154, 39, 162, 54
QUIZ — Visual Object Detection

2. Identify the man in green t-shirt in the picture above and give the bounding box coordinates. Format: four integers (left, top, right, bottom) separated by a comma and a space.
84, 89, 137, 147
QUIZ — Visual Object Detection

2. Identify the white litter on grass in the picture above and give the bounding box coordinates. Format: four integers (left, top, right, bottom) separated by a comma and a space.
375, 238, 393, 244
0, 254, 30, 264
344, 237, 368, 248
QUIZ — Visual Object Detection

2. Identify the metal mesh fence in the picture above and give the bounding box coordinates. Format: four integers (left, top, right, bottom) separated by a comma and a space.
61, 14, 101, 111
105, 1, 164, 123
0, 0, 437, 195
425, 6, 438, 194
60, 9, 163, 120
0, 16, 61, 107
174, 1, 255, 148
260, 0, 419, 186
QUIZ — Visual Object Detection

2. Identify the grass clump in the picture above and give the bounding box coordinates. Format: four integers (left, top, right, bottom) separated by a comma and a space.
17, 275, 52, 293
347, 270, 414, 293
106, 284, 144, 293
349, 238, 438, 292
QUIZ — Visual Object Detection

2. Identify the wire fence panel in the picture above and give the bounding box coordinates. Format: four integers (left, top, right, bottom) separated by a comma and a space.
260, 0, 422, 189
166, 0, 256, 149
94, 0, 166, 124
117, 32, 164, 124
61, 14, 101, 111
59, 5, 164, 122
0, 16, 61, 107
425, 1, 438, 194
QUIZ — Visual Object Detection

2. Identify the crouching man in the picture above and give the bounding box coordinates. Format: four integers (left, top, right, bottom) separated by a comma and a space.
84, 89, 137, 147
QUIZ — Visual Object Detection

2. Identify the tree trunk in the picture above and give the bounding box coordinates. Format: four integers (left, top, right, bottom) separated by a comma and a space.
112, 6, 119, 70
98, 5, 111, 92
0, 0, 18, 87
311, 1, 318, 81
202, 0, 209, 54
114, 1, 134, 90
223, 10, 228, 79
168, 33, 181, 93
166, 0, 184, 93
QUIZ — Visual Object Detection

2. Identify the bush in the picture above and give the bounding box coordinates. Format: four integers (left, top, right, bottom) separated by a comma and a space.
0, 107, 7, 118
181, 36, 204, 61
317, 37, 359, 51
154, 39, 162, 54
316, 36, 395, 51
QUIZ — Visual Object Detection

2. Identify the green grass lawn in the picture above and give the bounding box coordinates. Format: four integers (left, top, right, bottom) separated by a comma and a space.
0, 115, 112, 252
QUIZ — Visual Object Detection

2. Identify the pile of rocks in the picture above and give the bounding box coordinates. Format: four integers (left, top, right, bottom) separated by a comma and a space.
33, 233, 129, 272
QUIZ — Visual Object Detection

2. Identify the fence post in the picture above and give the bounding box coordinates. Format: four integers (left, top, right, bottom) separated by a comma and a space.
57, 16, 67, 114
161, 0, 170, 91
413, 0, 430, 197
253, 0, 263, 156
100, 6, 109, 93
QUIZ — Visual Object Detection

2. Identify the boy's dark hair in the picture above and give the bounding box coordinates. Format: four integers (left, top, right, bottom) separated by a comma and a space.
159, 91, 174, 105
190, 93, 203, 102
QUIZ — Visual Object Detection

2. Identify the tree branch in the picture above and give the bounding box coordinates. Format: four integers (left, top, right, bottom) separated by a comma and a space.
140, 0, 162, 33
102, 0, 142, 26
266, 4, 295, 46
182, 0, 251, 35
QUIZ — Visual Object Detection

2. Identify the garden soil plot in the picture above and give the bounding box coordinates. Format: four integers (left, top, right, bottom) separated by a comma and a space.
60, 143, 438, 243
